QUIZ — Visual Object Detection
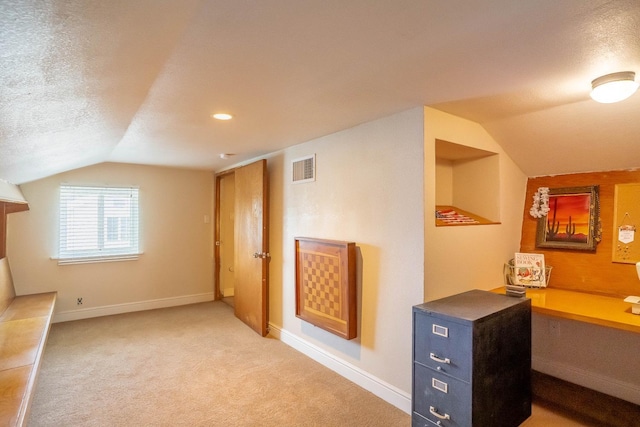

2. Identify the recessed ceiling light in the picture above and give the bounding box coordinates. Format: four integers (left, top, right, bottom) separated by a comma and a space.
590, 71, 638, 103
219, 153, 235, 159
212, 113, 233, 120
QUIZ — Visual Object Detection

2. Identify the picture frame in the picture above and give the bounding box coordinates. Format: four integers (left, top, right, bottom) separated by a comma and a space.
535, 185, 600, 251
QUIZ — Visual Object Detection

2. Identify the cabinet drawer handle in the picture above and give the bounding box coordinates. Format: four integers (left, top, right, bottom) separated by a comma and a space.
429, 352, 451, 364
429, 406, 450, 420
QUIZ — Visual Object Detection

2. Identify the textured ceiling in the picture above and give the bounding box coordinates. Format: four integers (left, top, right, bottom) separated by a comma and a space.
1, 0, 639, 184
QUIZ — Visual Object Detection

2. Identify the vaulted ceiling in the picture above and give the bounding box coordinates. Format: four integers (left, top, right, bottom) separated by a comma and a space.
1, 0, 639, 184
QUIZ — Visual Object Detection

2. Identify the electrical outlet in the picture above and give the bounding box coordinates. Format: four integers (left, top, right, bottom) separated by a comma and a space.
77, 297, 83, 305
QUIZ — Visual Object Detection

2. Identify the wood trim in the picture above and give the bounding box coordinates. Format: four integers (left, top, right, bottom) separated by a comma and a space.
3, 204, 28, 215
532, 370, 640, 427
262, 160, 270, 333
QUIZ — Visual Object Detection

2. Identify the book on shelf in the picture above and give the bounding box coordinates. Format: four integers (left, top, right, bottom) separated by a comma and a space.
513, 252, 546, 287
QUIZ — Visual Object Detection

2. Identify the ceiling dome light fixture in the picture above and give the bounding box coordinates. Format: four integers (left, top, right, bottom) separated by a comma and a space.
590, 71, 638, 103
212, 113, 233, 120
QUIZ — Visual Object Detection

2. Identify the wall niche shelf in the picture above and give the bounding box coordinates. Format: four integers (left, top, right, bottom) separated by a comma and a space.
436, 205, 498, 226
435, 139, 500, 226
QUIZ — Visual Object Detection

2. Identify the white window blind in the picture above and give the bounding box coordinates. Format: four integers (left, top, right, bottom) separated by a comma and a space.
59, 185, 140, 264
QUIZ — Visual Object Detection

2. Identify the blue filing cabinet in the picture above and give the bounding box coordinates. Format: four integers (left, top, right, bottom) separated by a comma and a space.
412, 290, 531, 427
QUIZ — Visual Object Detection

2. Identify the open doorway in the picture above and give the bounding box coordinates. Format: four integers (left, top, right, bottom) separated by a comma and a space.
216, 172, 235, 307
214, 160, 270, 336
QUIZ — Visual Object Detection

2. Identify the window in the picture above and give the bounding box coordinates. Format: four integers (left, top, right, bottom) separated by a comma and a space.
59, 185, 140, 264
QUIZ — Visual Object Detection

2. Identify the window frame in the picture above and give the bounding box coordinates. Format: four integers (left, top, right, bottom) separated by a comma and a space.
57, 184, 141, 265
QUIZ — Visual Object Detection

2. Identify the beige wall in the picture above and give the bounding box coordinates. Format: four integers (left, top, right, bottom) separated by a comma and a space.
424, 107, 527, 301
533, 313, 640, 404
259, 107, 425, 404
434, 158, 454, 206
6, 163, 214, 319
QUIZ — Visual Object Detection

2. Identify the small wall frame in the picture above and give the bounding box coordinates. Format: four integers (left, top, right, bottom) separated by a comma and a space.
535, 185, 600, 251
295, 237, 357, 340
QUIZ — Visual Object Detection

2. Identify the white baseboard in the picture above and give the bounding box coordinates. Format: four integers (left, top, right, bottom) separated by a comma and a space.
533, 355, 640, 405
268, 323, 412, 414
53, 292, 215, 323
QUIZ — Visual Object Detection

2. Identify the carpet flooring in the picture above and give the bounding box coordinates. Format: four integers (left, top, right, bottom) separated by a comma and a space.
29, 301, 409, 426
29, 301, 595, 426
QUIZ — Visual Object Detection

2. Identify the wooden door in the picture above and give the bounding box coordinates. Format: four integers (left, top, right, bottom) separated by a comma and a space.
234, 159, 269, 336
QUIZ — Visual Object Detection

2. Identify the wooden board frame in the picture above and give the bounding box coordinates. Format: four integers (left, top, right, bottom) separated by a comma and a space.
295, 237, 356, 340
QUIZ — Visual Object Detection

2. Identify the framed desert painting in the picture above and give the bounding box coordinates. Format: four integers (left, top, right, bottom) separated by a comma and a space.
535, 185, 600, 251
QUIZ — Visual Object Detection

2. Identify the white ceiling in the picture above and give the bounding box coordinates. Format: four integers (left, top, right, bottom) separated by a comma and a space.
1, 0, 639, 185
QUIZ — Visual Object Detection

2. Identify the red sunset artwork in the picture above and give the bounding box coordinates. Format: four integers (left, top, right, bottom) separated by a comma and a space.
545, 194, 591, 243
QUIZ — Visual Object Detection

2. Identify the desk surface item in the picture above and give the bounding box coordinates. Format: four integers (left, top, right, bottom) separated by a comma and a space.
492, 286, 640, 334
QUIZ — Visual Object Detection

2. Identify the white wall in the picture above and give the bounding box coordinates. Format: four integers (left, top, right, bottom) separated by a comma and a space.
424, 107, 527, 301
6, 163, 214, 321
533, 314, 640, 404
261, 108, 425, 412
